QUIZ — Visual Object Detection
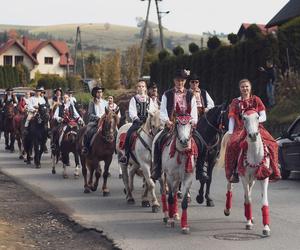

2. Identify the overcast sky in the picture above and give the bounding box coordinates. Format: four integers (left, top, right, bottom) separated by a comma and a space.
0, 0, 289, 34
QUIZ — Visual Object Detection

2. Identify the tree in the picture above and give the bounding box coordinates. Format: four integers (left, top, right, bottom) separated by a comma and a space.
158, 49, 170, 61
245, 24, 262, 40
227, 33, 238, 45
207, 36, 221, 50
189, 42, 199, 54
16, 64, 30, 86
173, 45, 184, 56
101, 50, 121, 90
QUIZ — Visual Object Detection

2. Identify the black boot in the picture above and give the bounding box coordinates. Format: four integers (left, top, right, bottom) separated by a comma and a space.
152, 140, 162, 180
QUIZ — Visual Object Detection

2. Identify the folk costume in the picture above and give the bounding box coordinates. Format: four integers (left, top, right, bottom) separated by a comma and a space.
119, 93, 156, 165
82, 86, 107, 155
225, 95, 281, 182
51, 99, 82, 149
3, 88, 18, 106
152, 69, 209, 182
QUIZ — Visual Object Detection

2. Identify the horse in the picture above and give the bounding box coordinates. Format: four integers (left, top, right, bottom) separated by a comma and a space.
77, 108, 119, 196
115, 109, 162, 212
23, 104, 49, 168
154, 113, 197, 234
3, 103, 16, 152
13, 103, 27, 159
217, 109, 272, 237
195, 104, 227, 207
51, 115, 82, 178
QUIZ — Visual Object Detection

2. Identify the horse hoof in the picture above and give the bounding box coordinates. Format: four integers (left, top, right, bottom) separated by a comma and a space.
196, 195, 204, 204
19, 155, 24, 160
84, 188, 91, 194
206, 200, 215, 207
224, 209, 230, 216
263, 229, 271, 237
174, 213, 180, 221
181, 227, 190, 234
74, 173, 80, 178
246, 224, 253, 230
52, 169, 56, 174
63, 174, 68, 179
142, 200, 151, 207
91, 186, 97, 192
26, 161, 31, 165
103, 191, 110, 197
177, 191, 183, 199
119, 174, 122, 179
35, 165, 41, 169
152, 205, 160, 213
123, 188, 127, 195
127, 198, 135, 204
163, 217, 168, 224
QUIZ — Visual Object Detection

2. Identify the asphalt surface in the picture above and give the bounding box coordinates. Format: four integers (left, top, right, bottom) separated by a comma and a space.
1, 137, 300, 250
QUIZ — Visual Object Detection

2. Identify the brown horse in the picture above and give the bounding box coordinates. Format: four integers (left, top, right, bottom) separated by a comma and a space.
3, 103, 16, 152
52, 116, 81, 178
77, 108, 119, 196
13, 103, 27, 159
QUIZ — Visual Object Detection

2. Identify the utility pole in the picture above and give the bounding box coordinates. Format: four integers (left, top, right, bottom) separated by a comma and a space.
139, 0, 152, 78
155, 0, 164, 50
74, 26, 86, 79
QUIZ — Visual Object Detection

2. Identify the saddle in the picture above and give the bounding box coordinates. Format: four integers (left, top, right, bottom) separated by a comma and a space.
119, 132, 138, 151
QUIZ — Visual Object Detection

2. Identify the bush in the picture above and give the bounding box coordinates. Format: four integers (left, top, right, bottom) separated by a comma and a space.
158, 49, 170, 61
227, 33, 238, 45
37, 75, 68, 90
207, 36, 221, 50
188, 43, 199, 54
172, 46, 184, 56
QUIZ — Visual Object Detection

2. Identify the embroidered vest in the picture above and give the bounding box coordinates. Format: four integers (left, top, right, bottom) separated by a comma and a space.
58, 104, 74, 119
164, 88, 193, 119
134, 96, 150, 122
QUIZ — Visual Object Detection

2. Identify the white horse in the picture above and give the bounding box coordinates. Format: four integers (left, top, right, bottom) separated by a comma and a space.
116, 109, 162, 212
153, 114, 197, 234
217, 109, 271, 237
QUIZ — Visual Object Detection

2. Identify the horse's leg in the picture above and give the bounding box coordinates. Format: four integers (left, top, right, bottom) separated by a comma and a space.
260, 178, 270, 236
10, 132, 15, 153
160, 177, 169, 224
90, 162, 99, 192
141, 181, 150, 207
241, 174, 253, 230
74, 151, 80, 178
81, 157, 90, 193
196, 180, 205, 204
120, 161, 134, 204
204, 157, 215, 207
102, 157, 112, 196
224, 181, 233, 216
119, 165, 123, 179
180, 173, 193, 234
141, 163, 160, 213
33, 140, 40, 168
51, 151, 56, 174
4, 132, 9, 149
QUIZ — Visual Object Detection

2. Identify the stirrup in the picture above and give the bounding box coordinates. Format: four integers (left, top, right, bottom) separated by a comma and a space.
119, 155, 127, 164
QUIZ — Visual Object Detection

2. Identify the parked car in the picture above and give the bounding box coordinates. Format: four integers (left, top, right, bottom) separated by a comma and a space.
276, 116, 300, 179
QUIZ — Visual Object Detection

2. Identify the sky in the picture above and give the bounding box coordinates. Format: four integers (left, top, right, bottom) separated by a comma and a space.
0, 0, 290, 34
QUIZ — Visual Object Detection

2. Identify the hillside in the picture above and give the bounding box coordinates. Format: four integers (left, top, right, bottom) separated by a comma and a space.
0, 23, 207, 53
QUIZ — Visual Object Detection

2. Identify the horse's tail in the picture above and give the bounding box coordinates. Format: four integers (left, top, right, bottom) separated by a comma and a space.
215, 132, 230, 169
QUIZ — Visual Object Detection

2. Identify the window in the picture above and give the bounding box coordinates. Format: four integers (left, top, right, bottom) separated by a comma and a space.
15, 56, 24, 65
3, 55, 13, 66
44, 57, 53, 65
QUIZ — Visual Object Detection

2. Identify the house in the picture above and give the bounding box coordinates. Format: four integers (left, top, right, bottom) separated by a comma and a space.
237, 23, 278, 40
266, 0, 300, 28
0, 37, 74, 79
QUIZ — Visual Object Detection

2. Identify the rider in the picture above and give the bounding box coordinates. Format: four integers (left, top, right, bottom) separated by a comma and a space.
119, 80, 156, 165
51, 87, 63, 110
81, 86, 107, 155
24, 86, 47, 134
107, 95, 121, 119
152, 69, 209, 182
225, 78, 281, 183
51, 93, 83, 150
66, 88, 77, 106
3, 87, 18, 106
148, 82, 160, 110
188, 73, 214, 116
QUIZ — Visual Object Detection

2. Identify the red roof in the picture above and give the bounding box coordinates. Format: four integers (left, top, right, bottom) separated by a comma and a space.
239, 23, 278, 35
0, 37, 74, 66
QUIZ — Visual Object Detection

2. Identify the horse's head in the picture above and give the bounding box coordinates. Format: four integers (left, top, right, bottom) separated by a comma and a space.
36, 104, 49, 124
242, 109, 260, 142
4, 103, 15, 119
102, 107, 119, 143
64, 118, 79, 144
202, 103, 228, 134
145, 109, 162, 136
175, 114, 193, 148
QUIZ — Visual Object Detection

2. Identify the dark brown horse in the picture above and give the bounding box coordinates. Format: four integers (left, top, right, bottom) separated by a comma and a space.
13, 103, 26, 159
52, 116, 81, 178
77, 108, 119, 196
3, 103, 16, 152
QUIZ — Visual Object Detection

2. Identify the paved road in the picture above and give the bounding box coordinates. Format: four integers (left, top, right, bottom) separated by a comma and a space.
1, 137, 300, 250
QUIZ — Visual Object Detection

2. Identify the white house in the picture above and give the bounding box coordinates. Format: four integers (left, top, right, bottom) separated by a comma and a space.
0, 37, 74, 79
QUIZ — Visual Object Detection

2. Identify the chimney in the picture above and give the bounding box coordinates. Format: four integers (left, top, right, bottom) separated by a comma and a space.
22, 36, 28, 49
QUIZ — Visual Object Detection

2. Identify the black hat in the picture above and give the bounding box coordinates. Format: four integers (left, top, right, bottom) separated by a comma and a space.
149, 82, 158, 89
5, 87, 13, 92
35, 86, 45, 92
188, 73, 200, 82
174, 69, 190, 79
91, 86, 105, 97
54, 87, 63, 94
